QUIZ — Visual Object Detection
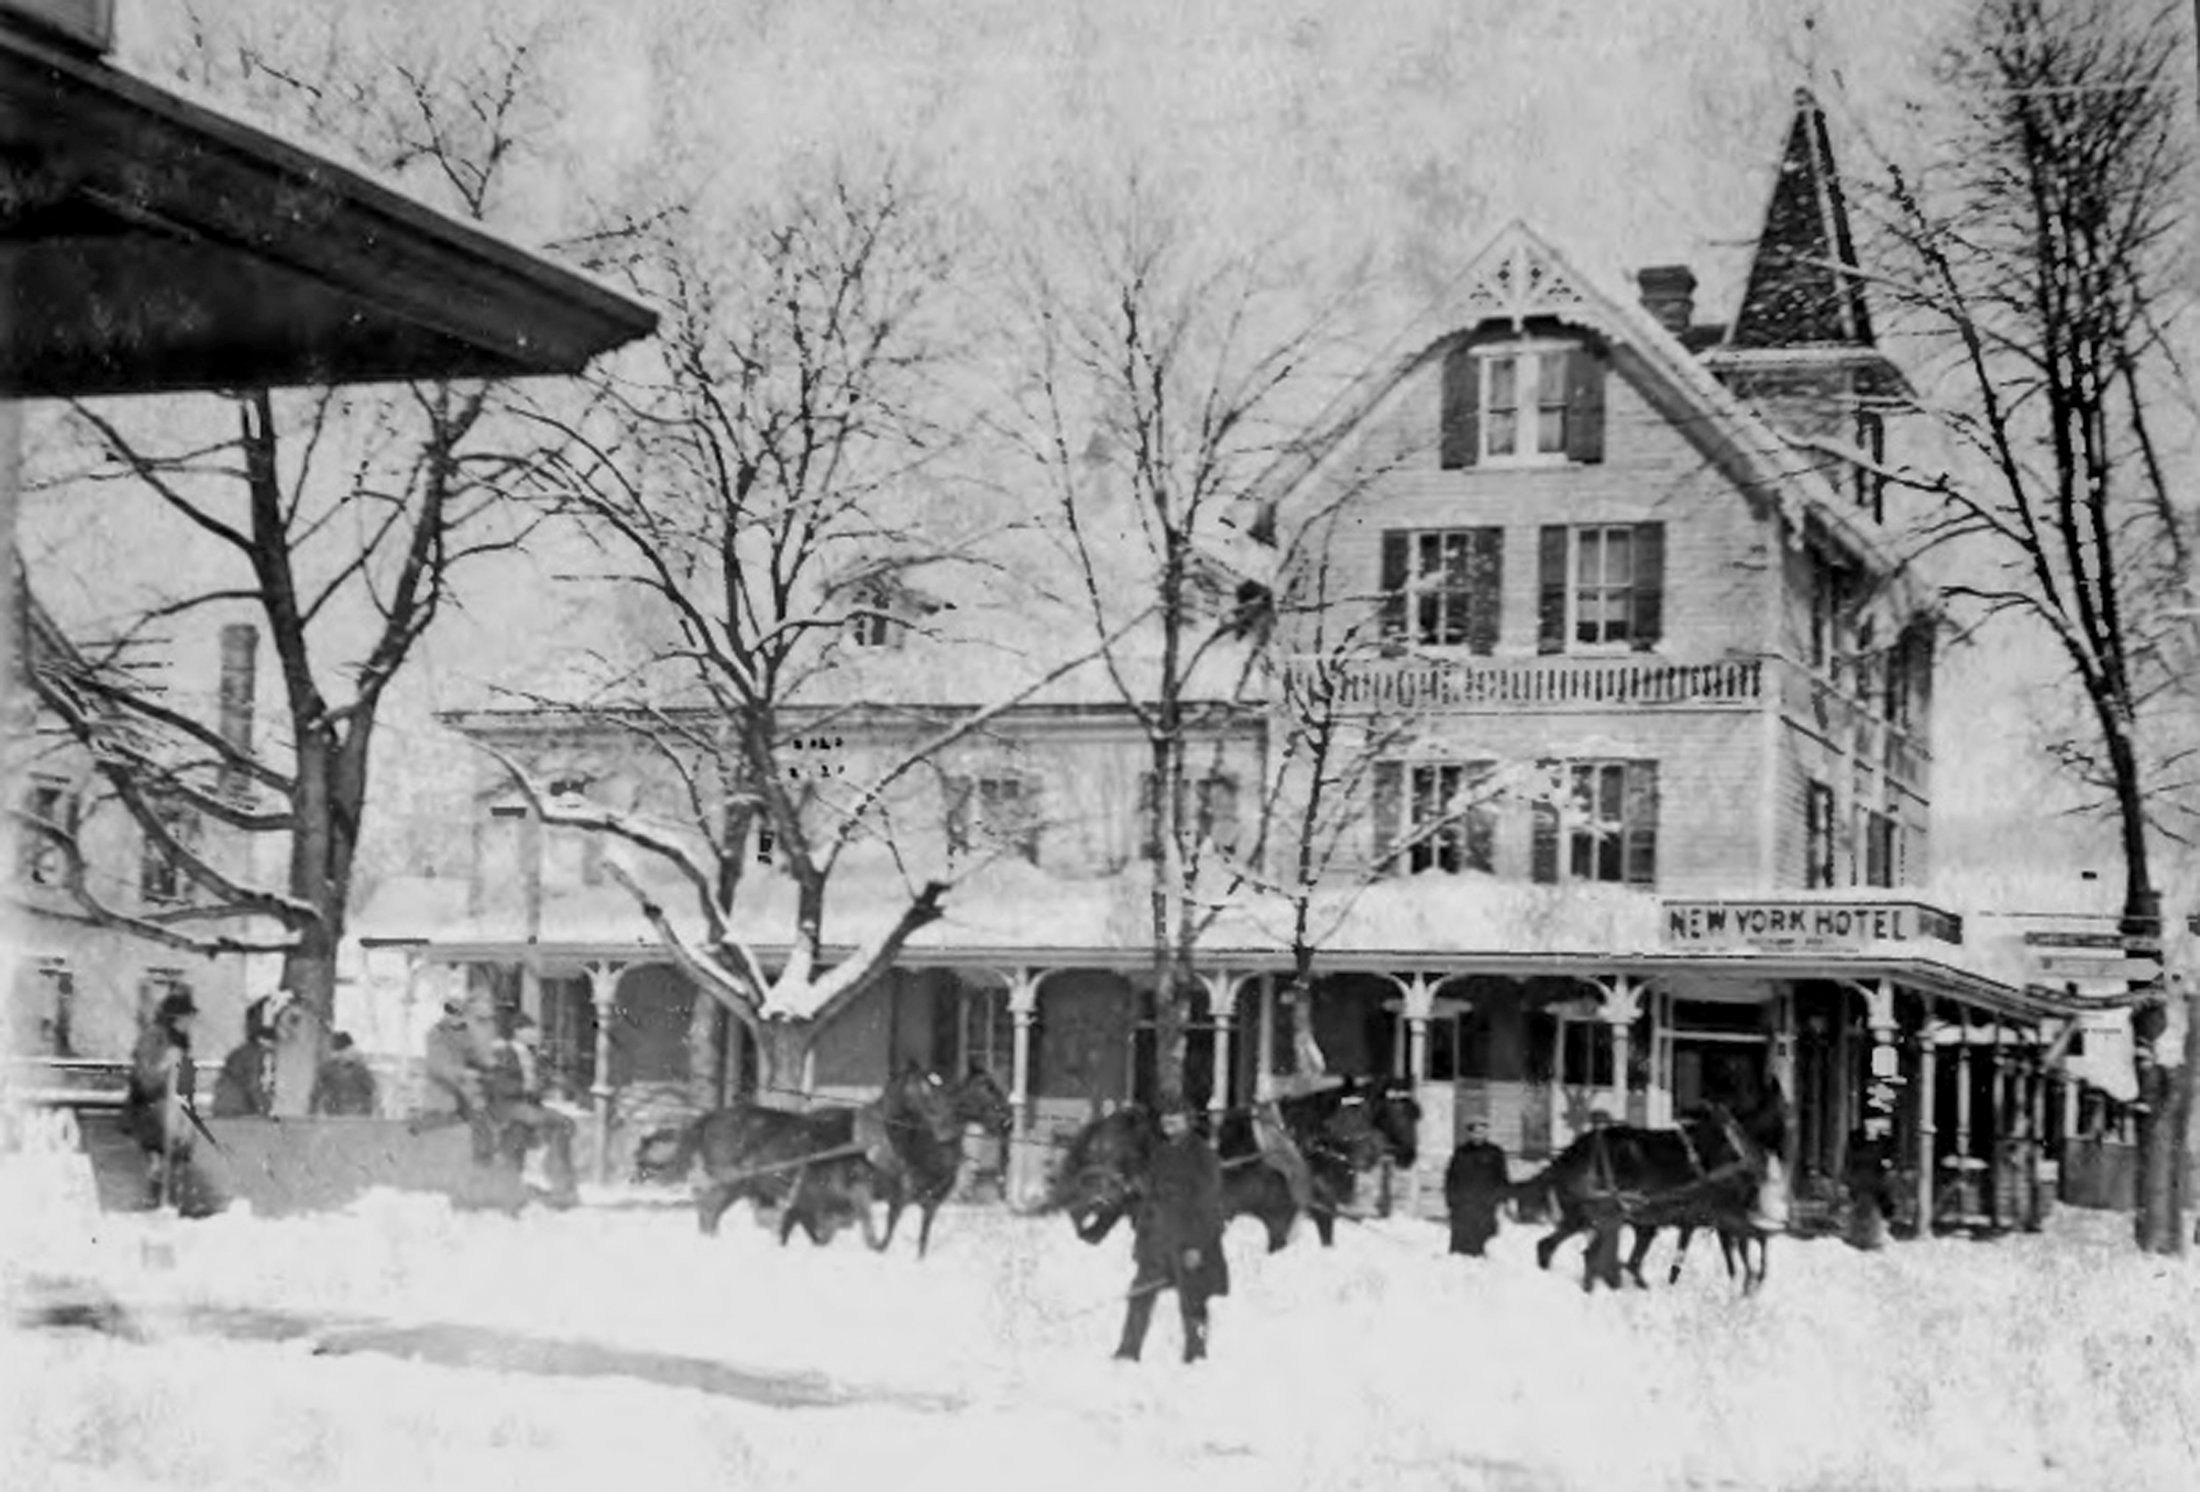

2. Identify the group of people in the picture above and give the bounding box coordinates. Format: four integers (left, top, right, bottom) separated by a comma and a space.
420, 996, 580, 1207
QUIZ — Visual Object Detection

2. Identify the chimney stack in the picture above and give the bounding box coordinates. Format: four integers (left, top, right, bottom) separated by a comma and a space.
217, 622, 257, 797
1637, 265, 1698, 340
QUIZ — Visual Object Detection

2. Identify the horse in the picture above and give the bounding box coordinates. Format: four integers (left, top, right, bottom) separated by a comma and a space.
1044, 1077, 1422, 1253
633, 1065, 972, 1251
874, 1065, 1015, 1258
1509, 1103, 1782, 1295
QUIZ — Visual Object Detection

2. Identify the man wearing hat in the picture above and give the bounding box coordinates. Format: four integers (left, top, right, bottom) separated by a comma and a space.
480, 1007, 579, 1207
420, 995, 495, 1163
1443, 1117, 1510, 1258
124, 990, 218, 1214
1115, 1093, 1228, 1364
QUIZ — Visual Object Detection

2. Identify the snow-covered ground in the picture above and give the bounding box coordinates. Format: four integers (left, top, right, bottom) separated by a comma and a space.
3, 1183, 2197, 1492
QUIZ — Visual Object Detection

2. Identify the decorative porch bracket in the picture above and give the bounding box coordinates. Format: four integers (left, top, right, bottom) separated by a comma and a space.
1839, 978, 1903, 1142
1584, 973, 1645, 1122
1197, 970, 1246, 1114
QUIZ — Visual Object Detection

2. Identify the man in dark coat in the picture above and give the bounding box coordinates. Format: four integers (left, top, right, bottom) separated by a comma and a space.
209, 1012, 276, 1118
480, 1009, 579, 1206
310, 1032, 380, 1117
1114, 1095, 1228, 1364
124, 991, 220, 1216
1444, 1119, 1510, 1257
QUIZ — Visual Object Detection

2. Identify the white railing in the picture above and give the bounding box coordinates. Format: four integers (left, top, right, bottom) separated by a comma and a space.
1287, 653, 1766, 712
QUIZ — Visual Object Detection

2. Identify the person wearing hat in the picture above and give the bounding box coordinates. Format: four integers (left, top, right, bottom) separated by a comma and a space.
124, 990, 218, 1214
1443, 1117, 1510, 1258
1114, 1093, 1228, 1364
420, 995, 496, 1162
310, 1032, 380, 1117
210, 1002, 278, 1118
479, 1007, 579, 1207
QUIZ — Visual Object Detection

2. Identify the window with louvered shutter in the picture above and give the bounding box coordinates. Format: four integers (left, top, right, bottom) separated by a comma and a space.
1439, 344, 1480, 469
1372, 761, 1403, 873
1383, 527, 1504, 654
1564, 346, 1607, 464
1537, 526, 1568, 655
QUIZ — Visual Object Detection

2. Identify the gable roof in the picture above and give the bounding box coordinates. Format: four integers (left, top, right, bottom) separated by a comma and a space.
1237, 219, 1919, 597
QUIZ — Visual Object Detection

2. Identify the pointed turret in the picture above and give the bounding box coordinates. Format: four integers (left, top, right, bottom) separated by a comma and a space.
1703, 89, 1906, 522
1729, 89, 1875, 350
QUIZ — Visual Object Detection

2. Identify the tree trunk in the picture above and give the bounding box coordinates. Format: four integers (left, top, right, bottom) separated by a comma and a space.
753, 1018, 815, 1105
687, 994, 723, 1112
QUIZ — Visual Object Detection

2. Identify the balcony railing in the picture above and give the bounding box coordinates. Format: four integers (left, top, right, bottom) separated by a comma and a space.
1287, 653, 1766, 712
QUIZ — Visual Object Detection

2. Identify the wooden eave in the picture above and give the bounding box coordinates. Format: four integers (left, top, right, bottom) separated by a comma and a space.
0, 22, 657, 398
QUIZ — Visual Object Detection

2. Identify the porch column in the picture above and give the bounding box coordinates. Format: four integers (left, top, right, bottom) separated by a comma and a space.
1006, 968, 1042, 1207
1953, 1003, 1974, 1225
584, 960, 624, 1185
1598, 975, 1644, 1126
1862, 981, 1898, 1127
1400, 973, 1435, 1218
1200, 970, 1239, 1117
1988, 1020, 2008, 1230
1915, 1000, 1938, 1234
1402, 973, 1433, 1084
1255, 974, 1277, 1101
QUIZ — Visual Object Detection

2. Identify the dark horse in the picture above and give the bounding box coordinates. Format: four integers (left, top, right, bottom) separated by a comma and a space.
1044, 1077, 1422, 1252
1509, 1098, 1786, 1295
635, 1066, 1009, 1256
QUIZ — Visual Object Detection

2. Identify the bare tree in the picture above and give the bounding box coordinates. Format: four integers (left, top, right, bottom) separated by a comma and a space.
1827, 0, 2194, 1251
11, 11, 578, 1039
509, 166, 1146, 1096
993, 182, 1356, 1106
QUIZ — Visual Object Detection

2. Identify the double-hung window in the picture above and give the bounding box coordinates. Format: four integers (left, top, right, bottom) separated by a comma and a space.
17, 779, 75, 887
1536, 523, 1665, 653
1138, 773, 1241, 860
1440, 338, 1606, 469
1372, 759, 1496, 876
139, 802, 198, 906
1804, 781, 1837, 890
1379, 528, 1502, 653
1531, 760, 1658, 888
947, 774, 1042, 864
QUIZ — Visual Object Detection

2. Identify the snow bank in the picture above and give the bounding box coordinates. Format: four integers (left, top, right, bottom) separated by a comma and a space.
4, 1189, 2197, 1492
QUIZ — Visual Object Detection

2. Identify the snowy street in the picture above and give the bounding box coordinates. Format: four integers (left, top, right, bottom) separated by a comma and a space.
5, 1192, 2196, 1492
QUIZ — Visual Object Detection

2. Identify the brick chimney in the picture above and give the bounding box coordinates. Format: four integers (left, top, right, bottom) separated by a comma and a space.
216, 622, 256, 798
1636, 265, 1698, 340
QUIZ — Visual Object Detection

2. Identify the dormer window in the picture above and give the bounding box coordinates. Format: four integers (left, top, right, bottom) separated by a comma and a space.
1441, 337, 1607, 469
848, 586, 900, 649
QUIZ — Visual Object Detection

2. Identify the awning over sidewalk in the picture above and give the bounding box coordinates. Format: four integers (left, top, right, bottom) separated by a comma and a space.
1, 13, 657, 397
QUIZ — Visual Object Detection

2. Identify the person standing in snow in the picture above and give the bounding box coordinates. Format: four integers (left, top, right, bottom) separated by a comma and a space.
209, 1004, 276, 1118
1115, 1095, 1228, 1364
480, 1009, 579, 1206
124, 991, 218, 1215
310, 1032, 380, 1117
1444, 1118, 1510, 1257
419, 997, 495, 1162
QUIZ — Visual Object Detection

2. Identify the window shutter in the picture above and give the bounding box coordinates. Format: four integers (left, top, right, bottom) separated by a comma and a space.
1439, 344, 1480, 469
1536, 526, 1568, 655
1467, 528, 1504, 655
1203, 775, 1241, 856
1466, 761, 1497, 872
1564, 346, 1606, 464
1372, 761, 1403, 874
1622, 761, 1659, 888
944, 775, 974, 857
1137, 771, 1158, 860
1531, 799, 1560, 884
1015, 775, 1043, 864
1910, 624, 1934, 727
1380, 532, 1410, 654
1631, 521, 1665, 650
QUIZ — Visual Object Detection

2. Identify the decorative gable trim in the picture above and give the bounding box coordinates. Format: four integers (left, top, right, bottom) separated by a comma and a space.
1452, 223, 1593, 329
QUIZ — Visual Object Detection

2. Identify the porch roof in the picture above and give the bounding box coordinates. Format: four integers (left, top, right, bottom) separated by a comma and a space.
1, 16, 657, 397
353, 867, 2078, 1025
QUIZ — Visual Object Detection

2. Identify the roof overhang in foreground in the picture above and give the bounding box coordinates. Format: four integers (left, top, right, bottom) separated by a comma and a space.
0, 18, 657, 397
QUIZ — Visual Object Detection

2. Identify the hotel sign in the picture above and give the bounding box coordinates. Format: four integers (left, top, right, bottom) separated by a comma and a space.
1662, 899, 1964, 951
